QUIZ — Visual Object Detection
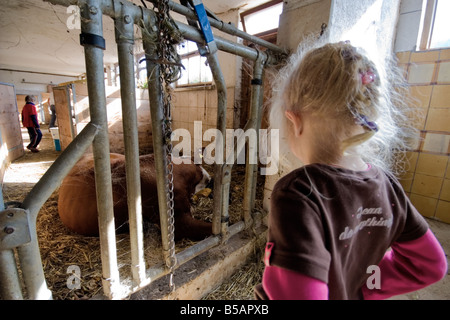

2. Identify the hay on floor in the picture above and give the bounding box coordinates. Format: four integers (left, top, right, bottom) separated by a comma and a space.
3, 163, 265, 300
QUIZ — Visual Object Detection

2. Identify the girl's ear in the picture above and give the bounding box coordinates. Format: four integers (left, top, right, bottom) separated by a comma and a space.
285, 111, 303, 137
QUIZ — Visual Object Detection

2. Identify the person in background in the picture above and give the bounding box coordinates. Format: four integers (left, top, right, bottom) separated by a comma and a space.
49, 101, 57, 129
22, 95, 42, 153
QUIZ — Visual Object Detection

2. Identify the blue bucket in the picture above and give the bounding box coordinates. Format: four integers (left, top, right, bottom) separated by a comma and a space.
54, 139, 61, 151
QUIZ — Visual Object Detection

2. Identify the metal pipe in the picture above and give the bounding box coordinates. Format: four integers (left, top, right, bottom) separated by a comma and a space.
206, 53, 229, 239
21, 122, 99, 218
0, 250, 23, 299
0, 184, 23, 300
177, 14, 234, 240
243, 54, 266, 227
44, 0, 282, 65
147, 0, 287, 55
141, 10, 173, 268
145, 221, 245, 284
96, 220, 245, 299
80, 0, 120, 299
182, 7, 230, 241
114, 0, 146, 287
17, 122, 99, 300
176, 21, 273, 64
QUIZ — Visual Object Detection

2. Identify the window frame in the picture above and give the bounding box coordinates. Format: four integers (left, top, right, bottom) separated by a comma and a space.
240, 0, 283, 40
418, 0, 450, 50
176, 41, 214, 88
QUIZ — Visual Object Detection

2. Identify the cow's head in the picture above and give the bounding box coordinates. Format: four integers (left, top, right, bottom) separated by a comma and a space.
195, 165, 211, 194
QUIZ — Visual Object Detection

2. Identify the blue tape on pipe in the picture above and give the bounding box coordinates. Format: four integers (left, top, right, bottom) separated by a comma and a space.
193, 3, 214, 44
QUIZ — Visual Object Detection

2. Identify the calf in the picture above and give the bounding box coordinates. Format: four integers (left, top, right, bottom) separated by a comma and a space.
57, 153, 212, 240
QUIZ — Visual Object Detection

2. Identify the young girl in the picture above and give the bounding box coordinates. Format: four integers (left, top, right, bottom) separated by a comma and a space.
255, 42, 447, 300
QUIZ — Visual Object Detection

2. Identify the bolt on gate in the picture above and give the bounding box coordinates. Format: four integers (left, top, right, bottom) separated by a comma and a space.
0, 0, 287, 300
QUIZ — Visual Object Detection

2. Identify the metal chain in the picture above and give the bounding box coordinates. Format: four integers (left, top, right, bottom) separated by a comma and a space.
154, 0, 182, 293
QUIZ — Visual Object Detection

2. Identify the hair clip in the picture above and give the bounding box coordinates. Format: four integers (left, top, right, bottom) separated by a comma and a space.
361, 70, 376, 85
355, 114, 379, 132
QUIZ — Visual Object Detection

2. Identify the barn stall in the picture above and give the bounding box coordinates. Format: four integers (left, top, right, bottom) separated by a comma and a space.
0, 0, 286, 300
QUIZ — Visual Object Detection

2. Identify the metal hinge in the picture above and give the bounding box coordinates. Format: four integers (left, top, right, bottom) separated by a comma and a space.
0, 208, 32, 250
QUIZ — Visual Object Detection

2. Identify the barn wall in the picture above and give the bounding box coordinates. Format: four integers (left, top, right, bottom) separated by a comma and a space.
277, 0, 332, 51
328, 0, 401, 61
171, 9, 242, 149
53, 81, 153, 155
0, 82, 24, 185
396, 48, 450, 224
74, 82, 153, 154
0, 69, 79, 99
53, 85, 75, 151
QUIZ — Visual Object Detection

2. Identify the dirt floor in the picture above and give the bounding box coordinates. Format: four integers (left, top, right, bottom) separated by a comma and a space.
2, 124, 449, 300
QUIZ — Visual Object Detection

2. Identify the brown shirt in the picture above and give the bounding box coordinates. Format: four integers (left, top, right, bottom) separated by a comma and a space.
258, 164, 428, 300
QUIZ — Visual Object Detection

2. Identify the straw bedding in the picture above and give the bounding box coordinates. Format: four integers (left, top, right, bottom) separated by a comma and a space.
3, 158, 265, 300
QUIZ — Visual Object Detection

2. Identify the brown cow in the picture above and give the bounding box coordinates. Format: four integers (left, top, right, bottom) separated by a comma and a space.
57, 153, 212, 240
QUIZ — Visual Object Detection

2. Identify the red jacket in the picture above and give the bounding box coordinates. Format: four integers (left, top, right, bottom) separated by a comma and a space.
22, 102, 39, 128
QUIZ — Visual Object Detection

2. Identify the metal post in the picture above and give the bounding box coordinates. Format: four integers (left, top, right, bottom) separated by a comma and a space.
0, 250, 23, 299
145, 220, 245, 284
16, 122, 98, 300
141, 10, 173, 268
21, 123, 99, 217
0, 195, 23, 300
206, 54, 229, 239
243, 54, 266, 227
45, 0, 282, 64
114, 0, 146, 287
181, 4, 229, 240
80, 0, 120, 299
148, 0, 288, 56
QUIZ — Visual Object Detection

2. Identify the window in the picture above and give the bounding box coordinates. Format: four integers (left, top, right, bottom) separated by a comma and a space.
419, 0, 450, 50
177, 41, 213, 87
429, 0, 450, 49
240, 0, 283, 41
136, 53, 148, 88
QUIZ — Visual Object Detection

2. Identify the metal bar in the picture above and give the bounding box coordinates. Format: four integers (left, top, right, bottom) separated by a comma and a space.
67, 84, 77, 140
175, 21, 273, 64
145, 221, 245, 283
150, 0, 287, 55
17, 122, 98, 300
141, 10, 173, 268
0, 181, 22, 300
79, 0, 120, 299
243, 54, 266, 227
181, 2, 229, 240
0, 250, 23, 299
206, 53, 229, 239
114, 0, 146, 287
45, 0, 280, 65
21, 122, 99, 218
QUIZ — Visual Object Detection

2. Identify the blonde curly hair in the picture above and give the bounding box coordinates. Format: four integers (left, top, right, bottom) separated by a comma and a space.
269, 41, 420, 176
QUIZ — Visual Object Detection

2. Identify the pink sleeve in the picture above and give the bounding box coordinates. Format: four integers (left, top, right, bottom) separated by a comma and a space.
363, 229, 448, 300
262, 265, 329, 300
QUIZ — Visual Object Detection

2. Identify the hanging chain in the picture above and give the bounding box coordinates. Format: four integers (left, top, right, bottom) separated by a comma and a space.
154, 0, 183, 292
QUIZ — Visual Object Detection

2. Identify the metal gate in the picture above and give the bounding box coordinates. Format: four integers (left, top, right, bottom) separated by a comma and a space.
0, 0, 286, 300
